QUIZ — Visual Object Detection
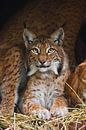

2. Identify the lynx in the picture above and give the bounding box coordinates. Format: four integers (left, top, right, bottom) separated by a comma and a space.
20, 27, 70, 119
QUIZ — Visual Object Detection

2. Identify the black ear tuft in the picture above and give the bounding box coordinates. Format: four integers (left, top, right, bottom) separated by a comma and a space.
23, 28, 36, 48
51, 28, 64, 46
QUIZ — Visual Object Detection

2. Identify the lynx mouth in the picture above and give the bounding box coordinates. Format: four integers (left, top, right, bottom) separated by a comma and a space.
36, 65, 50, 68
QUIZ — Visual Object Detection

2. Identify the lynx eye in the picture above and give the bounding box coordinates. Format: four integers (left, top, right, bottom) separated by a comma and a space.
47, 48, 55, 55
31, 47, 40, 55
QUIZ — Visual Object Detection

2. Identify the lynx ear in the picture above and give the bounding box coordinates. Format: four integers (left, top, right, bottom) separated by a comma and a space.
51, 28, 64, 46
23, 28, 36, 48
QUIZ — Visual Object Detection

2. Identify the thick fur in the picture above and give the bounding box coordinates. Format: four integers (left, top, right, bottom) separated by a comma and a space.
21, 28, 70, 119
0, 45, 27, 115
65, 61, 86, 106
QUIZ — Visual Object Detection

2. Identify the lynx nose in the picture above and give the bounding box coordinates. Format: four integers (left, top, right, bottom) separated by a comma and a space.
40, 61, 46, 65
38, 55, 47, 65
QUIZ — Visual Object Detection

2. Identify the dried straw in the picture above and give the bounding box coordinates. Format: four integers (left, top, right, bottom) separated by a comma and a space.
0, 105, 86, 130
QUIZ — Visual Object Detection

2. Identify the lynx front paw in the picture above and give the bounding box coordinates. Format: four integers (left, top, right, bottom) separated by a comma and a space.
23, 103, 51, 120
50, 97, 68, 117
31, 108, 51, 120
50, 106, 68, 117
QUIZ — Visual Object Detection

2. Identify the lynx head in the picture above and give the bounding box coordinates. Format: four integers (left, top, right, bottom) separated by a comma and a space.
23, 26, 68, 76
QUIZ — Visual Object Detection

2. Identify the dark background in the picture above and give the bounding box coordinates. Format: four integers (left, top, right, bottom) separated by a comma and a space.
0, 0, 28, 28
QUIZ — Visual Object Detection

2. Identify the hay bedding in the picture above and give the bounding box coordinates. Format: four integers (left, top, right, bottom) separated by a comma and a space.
0, 105, 86, 130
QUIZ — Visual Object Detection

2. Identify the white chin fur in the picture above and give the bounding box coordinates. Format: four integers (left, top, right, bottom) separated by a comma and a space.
27, 64, 37, 76
38, 67, 49, 72
27, 61, 61, 76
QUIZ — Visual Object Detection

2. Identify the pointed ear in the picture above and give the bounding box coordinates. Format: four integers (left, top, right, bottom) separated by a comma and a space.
23, 28, 36, 48
51, 28, 64, 46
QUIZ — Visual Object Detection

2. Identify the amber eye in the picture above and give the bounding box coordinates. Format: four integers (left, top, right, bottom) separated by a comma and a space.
31, 47, 40, 55
47, 48, 55, 54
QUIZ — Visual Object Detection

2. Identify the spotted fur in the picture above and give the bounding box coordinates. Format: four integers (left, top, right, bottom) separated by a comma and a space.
0, 46, 27, 115
20, 27, 70, 119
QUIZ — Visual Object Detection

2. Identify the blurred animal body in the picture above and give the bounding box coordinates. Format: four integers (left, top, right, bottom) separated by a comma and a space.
0, 46, 27, 115
65, 60, 86, 106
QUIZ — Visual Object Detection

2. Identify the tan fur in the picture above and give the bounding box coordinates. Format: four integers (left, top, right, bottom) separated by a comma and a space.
21, 29, 70, 119
65, 60, 86, 106
0, 46, 26, 115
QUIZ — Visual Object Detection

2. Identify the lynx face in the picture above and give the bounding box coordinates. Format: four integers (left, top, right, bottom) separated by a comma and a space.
28, 37, 64, 75
23, 27, 67, 76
